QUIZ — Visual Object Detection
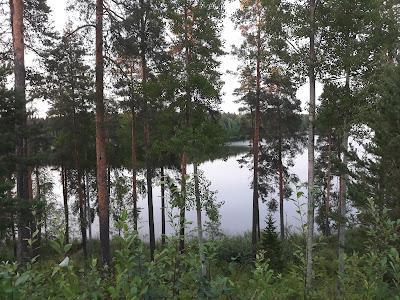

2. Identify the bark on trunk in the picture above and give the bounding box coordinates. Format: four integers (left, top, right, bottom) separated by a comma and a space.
96, 0, 110, 266
306, 0, 316, 290
194, 163, 206, 277
11, 0, 30, 263
161, 167, 166, 246
61, 166, 69, 244
131, 107, 138, 231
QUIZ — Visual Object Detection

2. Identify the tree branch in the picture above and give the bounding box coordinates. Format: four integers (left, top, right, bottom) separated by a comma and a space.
64, 24, 96, 39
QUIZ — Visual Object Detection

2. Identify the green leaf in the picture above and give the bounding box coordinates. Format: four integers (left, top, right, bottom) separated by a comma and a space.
15, 272, 30, 287
389, 247, 399, 259
64, 244, 72, 254
51, 266, 60, 277
49, 240, 62, 255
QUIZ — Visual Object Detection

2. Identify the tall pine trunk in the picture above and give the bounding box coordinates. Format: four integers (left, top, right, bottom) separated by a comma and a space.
61, 166, 69, 244
131, 106, 138, 231
161, 167, 166, 246
194, 163, 206, 277
11, 0, 30, 263
96, 0, 110, 265
306, 0, 316, 290
252, 9, 262, 258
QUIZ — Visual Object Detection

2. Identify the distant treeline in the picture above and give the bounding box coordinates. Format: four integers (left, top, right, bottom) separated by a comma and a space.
219, 112, 308, 142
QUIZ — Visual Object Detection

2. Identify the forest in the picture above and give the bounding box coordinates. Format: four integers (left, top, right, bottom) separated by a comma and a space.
0, 0, 400, 299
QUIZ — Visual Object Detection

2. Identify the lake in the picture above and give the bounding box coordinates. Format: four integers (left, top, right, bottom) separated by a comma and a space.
51, 143, 315, 240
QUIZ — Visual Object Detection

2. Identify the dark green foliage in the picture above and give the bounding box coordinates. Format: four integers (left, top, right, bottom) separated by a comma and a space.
260, 215, 283, 272
215, 233, 253, 264
0, 64, 17, 241
352, 64, 400, 220
2, 198, 399, 299
218, 113, 251, 141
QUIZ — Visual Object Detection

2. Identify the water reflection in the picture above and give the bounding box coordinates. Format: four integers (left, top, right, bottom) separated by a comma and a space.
51, 145, 310, 240
132, 149, 309, 239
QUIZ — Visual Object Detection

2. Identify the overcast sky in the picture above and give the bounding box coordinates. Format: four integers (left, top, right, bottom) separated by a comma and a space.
43, 0, 322, 115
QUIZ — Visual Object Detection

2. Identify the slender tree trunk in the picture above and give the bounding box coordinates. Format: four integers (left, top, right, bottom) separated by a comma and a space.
77, 169, 87, 259
12, 220, 17, 259
27, 165, 33, 202
96, 0, 110, 266
8, 178, 17, 258
85, 171, 92, 255
252, 8, 262, 258
72, 94, 87, 259
278, 148, 284, 240
306, 0, 316, 291
325, 133, 332, 236
146, 162, 155, 261
179, 4, 194, 254
34, 167, 42, 247
27, 160, 37, 256
11, 0, 30, 263
194, 163, 206, 277
131, 107, 138, 231
338, 73, 350, 294
139, 0, 155, 260
61, 166, 69, 244
161, 167, 166, 246
107, 166, 111, 205
337, 131, 348, 290
179, 152, 187, 253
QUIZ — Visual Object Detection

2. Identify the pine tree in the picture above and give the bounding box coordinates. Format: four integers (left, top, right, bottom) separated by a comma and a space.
10, 0, 30, 263
110, 0, 167, 260
233, 0, 268, 259
258, 69, 304, 240
95, 0, 111, 266
40, 30, 95, 259
167, 0, 224, 252
233, 0, 296, 257
260, 215, 283, 272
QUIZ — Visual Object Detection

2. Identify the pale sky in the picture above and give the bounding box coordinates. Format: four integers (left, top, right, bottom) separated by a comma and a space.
43, 0, 322, 115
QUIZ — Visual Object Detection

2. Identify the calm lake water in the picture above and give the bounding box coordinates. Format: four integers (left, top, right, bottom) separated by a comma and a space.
50, 142, 320, 240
